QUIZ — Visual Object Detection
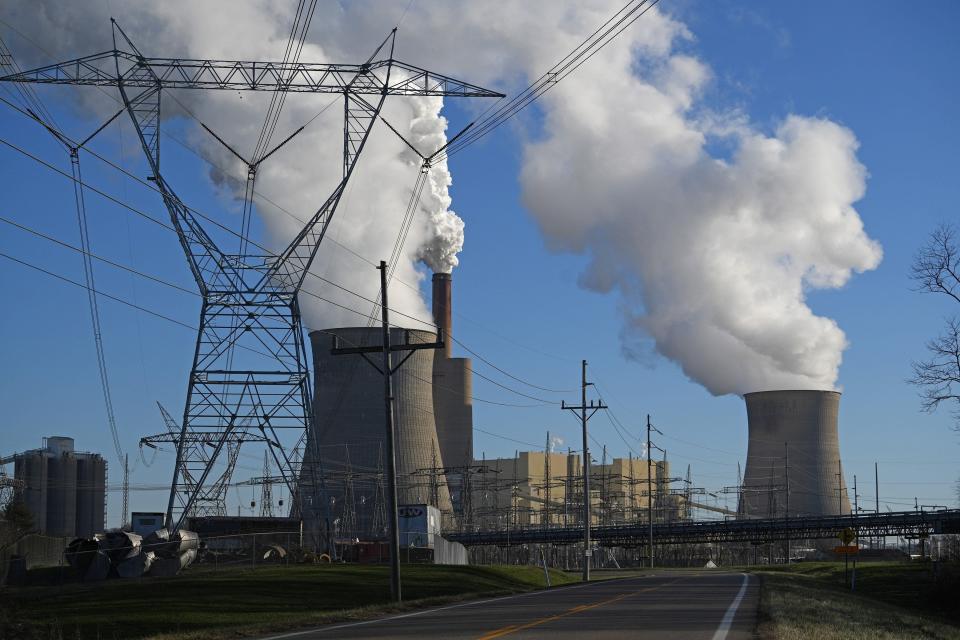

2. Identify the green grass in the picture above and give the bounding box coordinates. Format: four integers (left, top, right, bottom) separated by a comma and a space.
755, 562, 960, 640
0, 563, 577, 640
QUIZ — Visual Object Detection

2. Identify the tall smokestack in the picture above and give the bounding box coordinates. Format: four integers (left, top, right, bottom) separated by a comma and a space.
740, 390, 850, 519
431, 271, 473, 479
432, 273, 452, 358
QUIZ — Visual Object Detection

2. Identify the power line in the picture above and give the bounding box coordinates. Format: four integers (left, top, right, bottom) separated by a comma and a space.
0, 96, 576, 399
433, 0, 662, 163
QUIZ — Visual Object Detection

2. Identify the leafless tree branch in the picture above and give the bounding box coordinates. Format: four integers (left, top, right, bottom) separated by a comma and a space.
911, 223, 960, 304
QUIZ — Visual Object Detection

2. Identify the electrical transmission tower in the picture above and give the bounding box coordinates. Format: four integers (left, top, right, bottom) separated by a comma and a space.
260, 451, 274, 518
2, 22, 501, 537
141, 402, 268, 517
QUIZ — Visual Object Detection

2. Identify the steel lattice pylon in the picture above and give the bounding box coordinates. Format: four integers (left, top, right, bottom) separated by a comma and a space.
2, 21, 501, 541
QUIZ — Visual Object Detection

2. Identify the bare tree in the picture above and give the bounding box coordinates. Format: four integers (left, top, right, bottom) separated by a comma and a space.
910, 224, 960, 428
911, 224, 960, 506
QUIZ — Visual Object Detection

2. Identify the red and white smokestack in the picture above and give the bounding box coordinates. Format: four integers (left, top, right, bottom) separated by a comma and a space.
432, 272, 452, 358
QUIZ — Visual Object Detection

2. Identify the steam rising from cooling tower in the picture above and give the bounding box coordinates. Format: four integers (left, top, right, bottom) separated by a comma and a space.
2, 2, 465, 331
6, 1, 883, 393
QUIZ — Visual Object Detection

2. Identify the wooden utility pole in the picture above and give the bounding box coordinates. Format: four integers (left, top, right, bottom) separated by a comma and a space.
647, 415, 658, 568
561, 360, 606, 582
330, 261, 444, 602
784, 442, 790, 564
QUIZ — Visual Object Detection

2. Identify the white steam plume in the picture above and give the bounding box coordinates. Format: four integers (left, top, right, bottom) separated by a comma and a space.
2, 1, 882, 395
2, 1, 463, 329
409, 97, 462, 274
327, 0, 882, 396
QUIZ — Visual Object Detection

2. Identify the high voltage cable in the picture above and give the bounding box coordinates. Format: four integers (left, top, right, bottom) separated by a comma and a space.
0, 95, 572, 394
0, 236, 550, 409
0, 15, 581, 375
1, 42, 125, 462
71, 151, 124, 462
0, 105, 574, 407
255, 0, 318, 162
432, 0, 662, 163
366, 166, 429, 326
0, 128, 572, 407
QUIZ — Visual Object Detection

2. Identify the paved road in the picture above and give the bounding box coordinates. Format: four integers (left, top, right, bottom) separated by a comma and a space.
260, 571, 758, 640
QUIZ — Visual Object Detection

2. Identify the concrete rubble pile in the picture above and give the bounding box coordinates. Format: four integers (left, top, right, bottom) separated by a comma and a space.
65, 528, 198, 580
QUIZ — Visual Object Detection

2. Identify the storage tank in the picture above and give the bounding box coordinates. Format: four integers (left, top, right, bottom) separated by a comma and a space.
14, 451, 48, 532
45, 436, 75, 457
431, 273, 474, 472
740, 390, 851, 518
46, 451, 78, 537
302, 327, 453, 537
76, 453, 107, 537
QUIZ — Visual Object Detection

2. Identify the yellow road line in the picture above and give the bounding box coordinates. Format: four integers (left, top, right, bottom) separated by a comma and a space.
476, 578, 680, 640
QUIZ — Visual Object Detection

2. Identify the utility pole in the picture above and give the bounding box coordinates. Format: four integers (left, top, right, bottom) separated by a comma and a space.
875, 461, 881, 549
561, 360, 606, 582
874, 463, 879, 512
121, 453, 129, 528
853, 474, 859, 590
330, 261, 444, 602
853, 474, 859, 514
378, 261, 401, 603
837, 459, 843, 513
784, 442, 790, 564
646, 414, 662, 568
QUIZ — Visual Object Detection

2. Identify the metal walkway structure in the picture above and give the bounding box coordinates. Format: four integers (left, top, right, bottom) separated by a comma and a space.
1, 22, 501, 537
445, 509, 960, 546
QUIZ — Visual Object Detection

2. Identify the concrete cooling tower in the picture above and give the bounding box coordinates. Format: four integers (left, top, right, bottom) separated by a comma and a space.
302, 327, 453, 538
740, 390, 851, 519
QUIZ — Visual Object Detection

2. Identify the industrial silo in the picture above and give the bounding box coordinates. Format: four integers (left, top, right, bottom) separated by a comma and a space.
76, 453, 107, 537
431, 273, 474, 472
14, 450, 48, 532
46, 450, 78, 537
302, 327, 453, 539
740, 390, 851, 519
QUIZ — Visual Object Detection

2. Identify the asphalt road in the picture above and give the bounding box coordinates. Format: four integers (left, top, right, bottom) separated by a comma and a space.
260, 571, 758, 640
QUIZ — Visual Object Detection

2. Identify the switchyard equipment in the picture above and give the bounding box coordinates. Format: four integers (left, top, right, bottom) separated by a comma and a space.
446, 508, 960, 548
1, 23, 501, 538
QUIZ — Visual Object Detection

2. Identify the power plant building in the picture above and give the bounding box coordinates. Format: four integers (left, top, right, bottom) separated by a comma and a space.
470, 452, 672, 529
9, 437, 106, 538
740, 390, 851, 519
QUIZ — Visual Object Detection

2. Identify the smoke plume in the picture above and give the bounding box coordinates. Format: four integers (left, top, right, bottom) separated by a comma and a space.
1, 1, 463, 329
2, 1, 882, 395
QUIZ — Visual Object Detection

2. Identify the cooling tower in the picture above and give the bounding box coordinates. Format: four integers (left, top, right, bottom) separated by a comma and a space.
740, 390, 851, 519
302, 327, 453, 538
431, 273, 474, 471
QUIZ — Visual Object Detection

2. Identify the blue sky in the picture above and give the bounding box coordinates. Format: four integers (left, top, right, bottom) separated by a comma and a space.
1, 0, 958, 525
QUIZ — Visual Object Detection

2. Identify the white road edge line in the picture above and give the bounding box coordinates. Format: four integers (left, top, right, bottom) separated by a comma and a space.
711, 573, 750, 640
258, 575, 650, 640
